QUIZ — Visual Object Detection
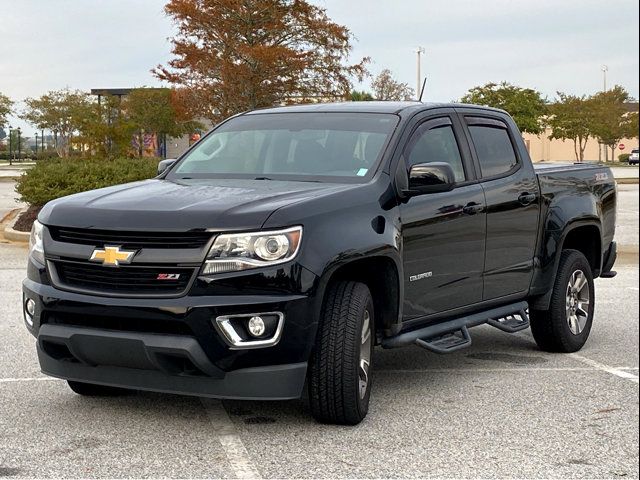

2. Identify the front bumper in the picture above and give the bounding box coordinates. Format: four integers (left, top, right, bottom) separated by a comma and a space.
23, 261, 320, 400
37, 325, 306, 400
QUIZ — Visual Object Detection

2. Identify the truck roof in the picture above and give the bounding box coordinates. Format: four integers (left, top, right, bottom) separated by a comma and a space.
245, 101, 507, 116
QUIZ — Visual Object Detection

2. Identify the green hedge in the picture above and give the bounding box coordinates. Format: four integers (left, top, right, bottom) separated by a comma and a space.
15, 157, 160, 206
0, 151, 60, 161
618, 153, 630, 163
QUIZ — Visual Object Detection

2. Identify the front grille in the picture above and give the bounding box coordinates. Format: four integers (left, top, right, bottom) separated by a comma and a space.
53, 260, 195, 296
49, 226, 212, 249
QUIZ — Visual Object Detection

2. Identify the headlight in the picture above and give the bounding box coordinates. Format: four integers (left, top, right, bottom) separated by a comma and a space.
29, 220, 45, 265
202, 226, 302, 275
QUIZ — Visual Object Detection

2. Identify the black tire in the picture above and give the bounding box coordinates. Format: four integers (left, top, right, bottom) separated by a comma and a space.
67, 381, 131, 396
530, 249, 595, 353
308, 281, 374, 425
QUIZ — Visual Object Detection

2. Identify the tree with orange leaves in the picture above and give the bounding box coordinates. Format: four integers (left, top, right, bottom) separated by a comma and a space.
153, 0, 369, 123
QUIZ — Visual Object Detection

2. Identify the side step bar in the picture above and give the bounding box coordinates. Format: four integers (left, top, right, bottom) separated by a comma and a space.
382, 301, 529, 353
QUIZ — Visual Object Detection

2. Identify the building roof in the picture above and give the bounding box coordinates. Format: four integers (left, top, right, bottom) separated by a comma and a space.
90, 89, 132, 96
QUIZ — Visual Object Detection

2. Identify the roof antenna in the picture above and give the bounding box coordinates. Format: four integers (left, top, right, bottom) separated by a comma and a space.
418, 77, 427, 102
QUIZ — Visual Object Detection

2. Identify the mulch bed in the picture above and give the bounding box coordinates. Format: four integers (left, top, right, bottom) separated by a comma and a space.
13, 205, 42, 232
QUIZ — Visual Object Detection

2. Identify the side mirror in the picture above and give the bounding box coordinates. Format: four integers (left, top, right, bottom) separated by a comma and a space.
157, 159, 176, 175
404, 162, 455, 196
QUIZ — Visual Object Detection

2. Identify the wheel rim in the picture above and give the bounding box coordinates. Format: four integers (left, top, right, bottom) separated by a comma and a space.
358, 309, 372, 400
566, 269, 590, 335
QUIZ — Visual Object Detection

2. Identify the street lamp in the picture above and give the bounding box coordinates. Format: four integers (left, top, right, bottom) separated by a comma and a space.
415, 46, 425, 100
601, 65, 608, 92
17, 127, 21, 161
7, 125, 13, 166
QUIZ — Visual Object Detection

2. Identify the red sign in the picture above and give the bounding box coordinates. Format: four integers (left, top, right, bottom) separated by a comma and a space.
619, 143, 625, 150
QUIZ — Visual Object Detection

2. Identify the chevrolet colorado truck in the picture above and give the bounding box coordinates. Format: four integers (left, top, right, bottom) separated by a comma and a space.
23, 102, 617, 425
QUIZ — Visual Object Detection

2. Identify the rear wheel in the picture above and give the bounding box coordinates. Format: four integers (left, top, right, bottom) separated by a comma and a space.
530, 249, 595, 352
67, 381, 131, 396
308, 281, 374, 425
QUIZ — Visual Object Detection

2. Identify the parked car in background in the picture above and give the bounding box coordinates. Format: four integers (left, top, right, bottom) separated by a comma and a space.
629, 148, 639, 165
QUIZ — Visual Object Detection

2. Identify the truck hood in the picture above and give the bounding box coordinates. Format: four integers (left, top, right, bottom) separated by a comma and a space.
38, 178, 354, 231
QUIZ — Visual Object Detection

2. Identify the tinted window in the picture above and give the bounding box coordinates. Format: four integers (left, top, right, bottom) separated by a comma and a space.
468, 125, 518, 177
405, 124, 465, 182
170, 113, 398, 182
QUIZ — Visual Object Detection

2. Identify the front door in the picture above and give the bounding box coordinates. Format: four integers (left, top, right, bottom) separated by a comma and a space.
400, 116, 486, 320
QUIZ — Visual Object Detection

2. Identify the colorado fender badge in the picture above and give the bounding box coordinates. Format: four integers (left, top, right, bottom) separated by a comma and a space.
409, 271, 433, 282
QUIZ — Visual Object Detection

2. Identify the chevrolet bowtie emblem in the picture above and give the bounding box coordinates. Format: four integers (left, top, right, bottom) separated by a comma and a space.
89, 246, 136, 266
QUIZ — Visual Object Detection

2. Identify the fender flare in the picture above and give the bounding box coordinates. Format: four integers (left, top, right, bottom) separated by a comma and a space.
530, 219, 602, 311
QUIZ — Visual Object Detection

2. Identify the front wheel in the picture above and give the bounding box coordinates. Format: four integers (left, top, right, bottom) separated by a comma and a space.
308, 281, 374, 425
530, 249, 595, 352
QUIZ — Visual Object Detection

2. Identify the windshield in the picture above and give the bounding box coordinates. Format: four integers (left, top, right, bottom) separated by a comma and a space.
168, 112, 398, 182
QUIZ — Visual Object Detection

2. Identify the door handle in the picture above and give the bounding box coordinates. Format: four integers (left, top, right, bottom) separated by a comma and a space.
462, 202, 483, 215
518, 192, 536, 206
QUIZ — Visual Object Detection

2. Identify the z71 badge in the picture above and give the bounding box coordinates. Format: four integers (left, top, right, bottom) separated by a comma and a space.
157, 273, 181, 280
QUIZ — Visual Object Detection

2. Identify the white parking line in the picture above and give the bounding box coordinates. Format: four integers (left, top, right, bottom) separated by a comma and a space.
201, 399, 261, 480
0, 377, 59, 383
3, 366, 639, 382
377, 367, 639, 374
569, 353, 640, 384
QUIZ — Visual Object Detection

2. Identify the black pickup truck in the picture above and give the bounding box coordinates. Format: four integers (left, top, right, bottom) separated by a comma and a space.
23, 102, 617, 425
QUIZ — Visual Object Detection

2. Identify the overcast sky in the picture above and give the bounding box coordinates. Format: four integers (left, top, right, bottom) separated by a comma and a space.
1, 0, 638, 135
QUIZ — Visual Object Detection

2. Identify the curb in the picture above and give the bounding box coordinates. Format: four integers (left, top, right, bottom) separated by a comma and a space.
618, 245, 639, 255
0, 176, 21, 182
2, 208, 30, 242
615, 178, 639, 185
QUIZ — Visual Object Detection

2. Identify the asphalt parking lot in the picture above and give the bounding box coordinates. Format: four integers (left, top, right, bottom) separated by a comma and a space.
0, 186, 638, 479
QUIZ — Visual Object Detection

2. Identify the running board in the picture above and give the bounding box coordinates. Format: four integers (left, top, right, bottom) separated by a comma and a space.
486, 308, 529, 333
415, 326, 472, 354
381, 301, 529, 352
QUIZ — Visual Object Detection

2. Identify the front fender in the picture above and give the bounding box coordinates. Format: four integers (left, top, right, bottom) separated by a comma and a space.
263, 178, 403, 332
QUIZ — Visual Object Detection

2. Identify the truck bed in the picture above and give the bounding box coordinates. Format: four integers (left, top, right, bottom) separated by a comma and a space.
533, 161, 617, 276
533, 162, 607, 175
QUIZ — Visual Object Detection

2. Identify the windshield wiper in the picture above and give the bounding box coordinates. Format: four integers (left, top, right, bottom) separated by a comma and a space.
254, 176, 273, 180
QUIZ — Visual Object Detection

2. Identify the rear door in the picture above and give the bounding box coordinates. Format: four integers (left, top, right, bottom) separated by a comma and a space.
399, 113, 486, 319
458, 111, 541, 300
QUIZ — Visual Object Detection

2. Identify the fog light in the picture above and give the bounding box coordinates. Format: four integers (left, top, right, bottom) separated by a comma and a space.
25, 298, 35, 317
24, 298, 35, 327
247, 316, 266, 337
215, 312, 284, 349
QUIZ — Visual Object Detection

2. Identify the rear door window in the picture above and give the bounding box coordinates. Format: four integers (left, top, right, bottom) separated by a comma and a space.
466, 119, 518, 178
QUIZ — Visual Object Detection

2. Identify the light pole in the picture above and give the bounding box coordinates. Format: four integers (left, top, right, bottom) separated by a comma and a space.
7, 125, 12, 166
600, 65, 609, 162
415, 46, 425, 100
17, 127, 21, 161
35, 132, 39, 154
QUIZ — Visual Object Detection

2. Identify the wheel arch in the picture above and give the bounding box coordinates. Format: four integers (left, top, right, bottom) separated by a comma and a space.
530, 219, 602, 311
560, 223, 602, 275
319, 255, 402, 339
